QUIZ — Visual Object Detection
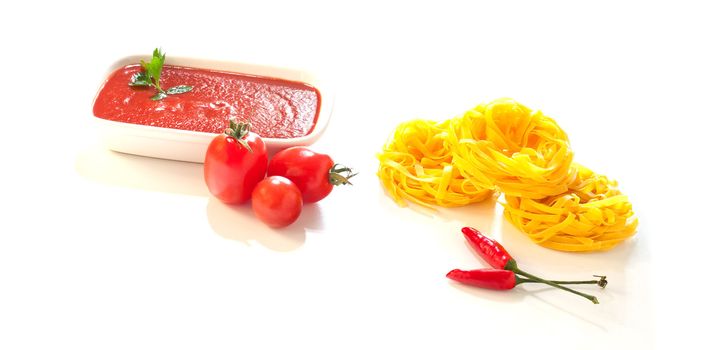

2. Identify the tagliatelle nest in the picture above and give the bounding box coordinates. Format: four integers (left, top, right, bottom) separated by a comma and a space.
377, 119, 493, 208
503, 164, 638, 252
377, 98, 638, 252
448, 98, 577, 199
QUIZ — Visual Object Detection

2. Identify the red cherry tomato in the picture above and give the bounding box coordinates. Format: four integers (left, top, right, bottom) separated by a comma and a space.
267, 146, 355, 203
252, 176, 303, 228
204, 120, 267, 204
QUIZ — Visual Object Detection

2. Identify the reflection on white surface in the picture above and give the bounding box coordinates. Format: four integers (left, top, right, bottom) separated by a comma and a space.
75, 145, 207, 197
76, 143, 325, 252
206, 196, 325, 251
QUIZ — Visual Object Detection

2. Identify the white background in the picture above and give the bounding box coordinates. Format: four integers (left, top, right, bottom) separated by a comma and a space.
1, 1, 704, 349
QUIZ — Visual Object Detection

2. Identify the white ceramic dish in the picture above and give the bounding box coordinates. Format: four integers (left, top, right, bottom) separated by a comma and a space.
91, 55, 334, 163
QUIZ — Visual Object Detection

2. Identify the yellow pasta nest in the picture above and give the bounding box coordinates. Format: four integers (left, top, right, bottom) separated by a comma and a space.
504, 164, 638, 252
448, 98, 577, 199
377, 98, 638, 252
377, 119, 493, 207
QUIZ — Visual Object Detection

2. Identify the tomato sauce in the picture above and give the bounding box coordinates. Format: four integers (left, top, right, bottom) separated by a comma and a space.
93, 65, 321, 138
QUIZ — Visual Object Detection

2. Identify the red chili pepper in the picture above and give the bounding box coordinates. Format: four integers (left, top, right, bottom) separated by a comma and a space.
461, 227, 517, 270
447, 268, 606, 292
446, 268, 516, 290
454, 227, 605, 304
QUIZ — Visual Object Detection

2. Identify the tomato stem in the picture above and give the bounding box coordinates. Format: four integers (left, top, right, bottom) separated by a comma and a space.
225, 118, 253, 153
329, 164, 357, 186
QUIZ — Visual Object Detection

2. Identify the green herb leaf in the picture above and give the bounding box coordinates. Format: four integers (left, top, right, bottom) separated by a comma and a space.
128, 72, 151, 86
166, 85, 193, 95
149, 48, 166, 90
150, 92, 168, 101
130, 47, 193, 101
139, 48, 166, 90
139, 59, 153, 83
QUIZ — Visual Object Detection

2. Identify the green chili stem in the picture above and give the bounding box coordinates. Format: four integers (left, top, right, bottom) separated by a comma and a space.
516, 278, 602, 286
514, 269, 600, 304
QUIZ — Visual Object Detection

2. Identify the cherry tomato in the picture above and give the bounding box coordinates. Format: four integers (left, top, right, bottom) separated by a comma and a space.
204, 120, 267, 204
252, 176, 303, 228
267, 146, 355, 203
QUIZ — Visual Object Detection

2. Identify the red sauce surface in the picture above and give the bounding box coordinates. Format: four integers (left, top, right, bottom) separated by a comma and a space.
93, 65, 321, 138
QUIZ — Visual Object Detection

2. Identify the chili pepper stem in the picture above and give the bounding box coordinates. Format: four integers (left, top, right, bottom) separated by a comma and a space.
594, 275, 609, 288
514, 269, 600, 304
515, 278, 604, 286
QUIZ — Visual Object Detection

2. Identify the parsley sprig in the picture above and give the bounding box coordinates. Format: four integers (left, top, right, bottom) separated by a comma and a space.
128, 48, 193, 101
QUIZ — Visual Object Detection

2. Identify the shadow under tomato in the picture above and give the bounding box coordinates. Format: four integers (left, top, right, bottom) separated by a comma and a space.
206, 196, 324, 252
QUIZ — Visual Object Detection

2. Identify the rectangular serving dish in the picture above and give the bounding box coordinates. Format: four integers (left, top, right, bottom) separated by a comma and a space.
91, 55, 334, 163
